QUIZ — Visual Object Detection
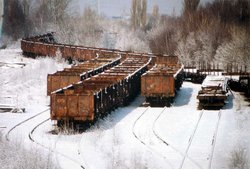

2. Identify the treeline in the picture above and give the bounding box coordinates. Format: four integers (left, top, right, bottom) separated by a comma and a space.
148, 0, 250, 71
1, 0, 105, 47
1, 0, 249, 71
2, 0, 71, 42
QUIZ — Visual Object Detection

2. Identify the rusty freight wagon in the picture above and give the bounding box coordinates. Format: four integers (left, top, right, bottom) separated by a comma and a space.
50, 57, 151, 127
21, 33, 166, 63
21, 32, 169, 65
141, 55, 184, 106
197, 75, 229, 108
21, 33, 117, 61
47, 55, 120, 95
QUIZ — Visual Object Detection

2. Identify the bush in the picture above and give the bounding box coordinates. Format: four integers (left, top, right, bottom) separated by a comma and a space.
0, 132, 58, 169
229, 146, 249, 169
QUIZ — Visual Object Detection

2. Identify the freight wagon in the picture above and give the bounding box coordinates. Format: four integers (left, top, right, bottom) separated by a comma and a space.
21, 33, 119, 61
197, 75, 229, 108
47, 55, 120, 95
141, 55, 184, 106
50, 57, 151, 127
21, 33, 164, 64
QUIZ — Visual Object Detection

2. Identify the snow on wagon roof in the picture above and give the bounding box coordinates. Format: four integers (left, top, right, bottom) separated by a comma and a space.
202, 75, 227, 88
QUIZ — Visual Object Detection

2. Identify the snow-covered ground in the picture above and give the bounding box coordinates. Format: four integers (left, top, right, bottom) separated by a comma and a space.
0, 48, 249, 169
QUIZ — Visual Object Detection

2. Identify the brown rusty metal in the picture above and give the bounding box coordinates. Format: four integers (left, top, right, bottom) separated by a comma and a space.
21, 33, 159, 63
197, 76, 228, 108
50, 57, 151, 122
141, 74, 175, 98
21, 33, 184, 123
141, 56, 183, 104
47, 56, 120, 95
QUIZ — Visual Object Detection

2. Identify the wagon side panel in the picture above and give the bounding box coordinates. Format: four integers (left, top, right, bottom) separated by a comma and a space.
78, 94, 95, 121
50, 94, 57, 120
141, 75, 159, 96
51, 95, 67, 120
47, 75, 52, 95
51, 76, 61, 93
61, 75, 79, 89
163, 75, 175, 97
67, 95, 79, 117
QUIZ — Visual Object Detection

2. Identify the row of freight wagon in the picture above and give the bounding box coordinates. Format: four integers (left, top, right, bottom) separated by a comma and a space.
21, 33, 184, 126
50, 56, 184, 126
51, 57, 151, 126
21, 32, 160, 62
21, 33, 119, 61
47, 54, 121, 95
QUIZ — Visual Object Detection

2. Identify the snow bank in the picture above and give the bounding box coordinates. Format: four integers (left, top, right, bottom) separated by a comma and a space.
0, 49, 70, 108
1, 48, 250, 169
0, 132, 57, 169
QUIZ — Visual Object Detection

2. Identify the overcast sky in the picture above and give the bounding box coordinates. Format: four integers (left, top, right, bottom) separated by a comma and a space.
74, 0, 214, 17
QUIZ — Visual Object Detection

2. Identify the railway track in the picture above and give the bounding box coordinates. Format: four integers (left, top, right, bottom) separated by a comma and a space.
4, 105, 86, 169
208, 110, 222, 169
28, 116, 86, 169
133, 107, 223, 169
21, 33, 184, 126
5, 108, 50, 141
178, 110, 204, 169
78, 131, 92, 169
132, 107, 150, 145
28, 118, 50, 142
178, 109, 222, 169
132, 106, 174, 169
152, 109, 203, 169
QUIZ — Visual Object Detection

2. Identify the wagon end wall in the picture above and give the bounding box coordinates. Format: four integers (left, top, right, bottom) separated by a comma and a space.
50, 94, 95, 122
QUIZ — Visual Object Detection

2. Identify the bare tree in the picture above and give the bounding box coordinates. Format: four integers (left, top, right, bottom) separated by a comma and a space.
146, 3, 159, 31
131, 0, 138, 30
0, 138, 57, 169
131, 0, 147, 30
12, 0, 72, 36
2, 0, 25, 41
182, 0, 200, 15
51, 0, 71, 25
141, 0, 147, 28
229, 146, 249, 169
148, 17, 178, 55
19, 0, 33, 37
215, 25, 250, 71
77, 7, 103, 46
152, 4, 159, 19
179, 0, 201, 37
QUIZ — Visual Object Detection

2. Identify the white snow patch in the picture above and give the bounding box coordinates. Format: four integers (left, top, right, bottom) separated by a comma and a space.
0, 48, 250, 169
